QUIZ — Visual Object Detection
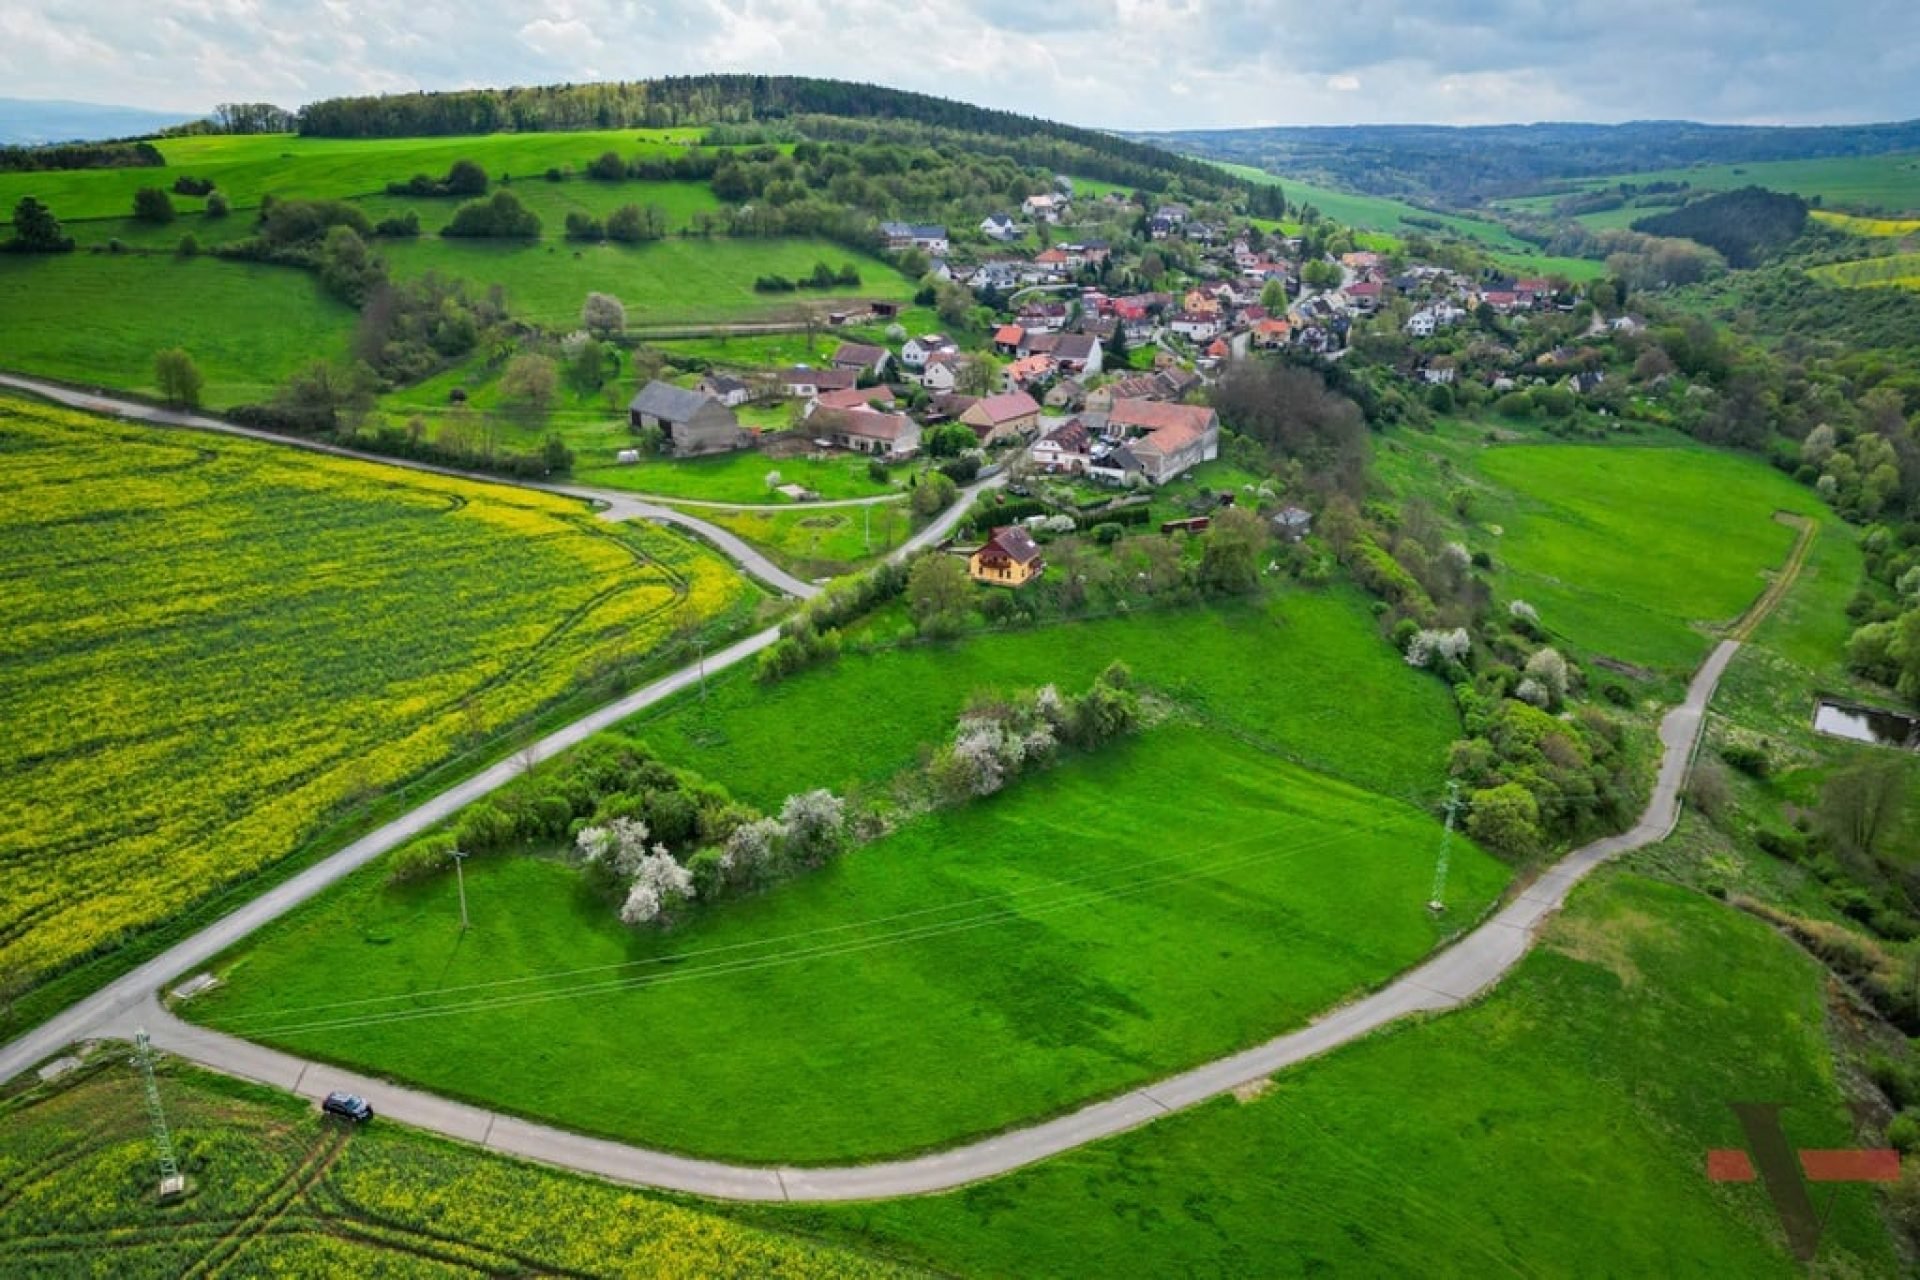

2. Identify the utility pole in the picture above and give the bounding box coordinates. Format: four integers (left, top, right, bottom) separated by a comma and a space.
1428, 781, 1463, 914
133, 1029, 184, 1199
451, 848, 471, 930
697, 634, 707, 703
864, 502, 872, 554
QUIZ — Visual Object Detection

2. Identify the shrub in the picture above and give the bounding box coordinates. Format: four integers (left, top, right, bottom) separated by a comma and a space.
1718, 740, 1771, 778
442, 190, 539, 238
132, 186, 175, 224
386, 834, 457, 884
454, 802, 517, 851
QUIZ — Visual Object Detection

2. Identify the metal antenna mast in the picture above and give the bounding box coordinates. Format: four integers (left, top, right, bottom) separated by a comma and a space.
133, 1029, 185, 1198
1428, 781, 1463, 913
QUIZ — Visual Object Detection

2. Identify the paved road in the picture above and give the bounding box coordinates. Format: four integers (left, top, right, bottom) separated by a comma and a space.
4, 637, 1737, 1202
0, 376, 1000, 1089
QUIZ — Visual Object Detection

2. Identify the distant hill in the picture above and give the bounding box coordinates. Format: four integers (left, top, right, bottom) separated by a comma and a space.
1141, 119, 1920, 205
0, 98, 199, 146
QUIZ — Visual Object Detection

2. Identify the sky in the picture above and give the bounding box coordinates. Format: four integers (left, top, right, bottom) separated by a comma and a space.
1, 0, 1916, 130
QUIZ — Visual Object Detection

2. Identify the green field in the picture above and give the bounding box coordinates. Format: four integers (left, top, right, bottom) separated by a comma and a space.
1376, 428, 1825, 674
769, 874, 1893, 1276
0, 128, 719, 223
0, 1062, 904, 1277
1221, 161, 1604, 278
697, 502, 914, 576
189, 720, 1507, 1163
186, 587, 1500, 1160
0, 394, 755, 1009
626, 589, 1461, 808
0, 252, 354, 406
1503, 152, 1920, 223
381, 234, 912, 330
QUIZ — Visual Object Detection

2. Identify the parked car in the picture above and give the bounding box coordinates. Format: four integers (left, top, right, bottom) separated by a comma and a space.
321, 1091, 374, 1123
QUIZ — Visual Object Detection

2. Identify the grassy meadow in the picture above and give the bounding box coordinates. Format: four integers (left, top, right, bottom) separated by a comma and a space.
186, 586, 1501, 1160
0, 252, 355, 406
0, 395, 757, 1009
767, 874, 1895, 1276
1502, 152, 1920, 223
0, 1062, 905, 1277
189, 720, 1508, 1163
0, 128, 720, 222
1376, 425, 1826, 674
697, 502, 915, 576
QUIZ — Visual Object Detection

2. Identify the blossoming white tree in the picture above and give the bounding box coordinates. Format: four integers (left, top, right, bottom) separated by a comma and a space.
619, 851, 695, 925
780, 790, 847, 866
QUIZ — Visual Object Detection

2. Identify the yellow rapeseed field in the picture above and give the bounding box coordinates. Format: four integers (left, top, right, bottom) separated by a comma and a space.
1811, 209, 1920, 238
0, 395, 753, 992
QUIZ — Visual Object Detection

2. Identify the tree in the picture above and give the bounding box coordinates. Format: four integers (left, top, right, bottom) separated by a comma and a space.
1301, 259, 1341, 290
1466, 783, 1541, 858
911, 469, 958, 516
276, 359, 375, 431
589, 150, 627, 181
923, 423, 977, 458
582, 291, 626, 337
1823, 760, 1905, 860
606, 202, 664, 242
957, 356, 997, 397
444, 158, 488, 195
8, 196, 73, 252
779, 790, 846, 867
1103, 324, 1129, 370
499, 354, 558, 422
153, 348, 203, 408
132, 187, 175, 225
1198, 506, 1267, 594
205, 192, 230, 219
908, 551, 971, 634
1523, 647, 1571, 704
1260, 277, 1288, 312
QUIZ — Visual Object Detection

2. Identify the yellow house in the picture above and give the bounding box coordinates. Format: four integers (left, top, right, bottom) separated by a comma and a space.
968, 526, 1045, 588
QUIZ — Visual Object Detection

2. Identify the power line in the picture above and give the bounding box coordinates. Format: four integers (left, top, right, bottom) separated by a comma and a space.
223, 812, 1419, 1041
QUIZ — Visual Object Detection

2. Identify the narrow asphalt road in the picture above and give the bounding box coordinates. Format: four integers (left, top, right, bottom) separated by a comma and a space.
1, 367, 1804, 1204
5, 637, 1738, 1202
0, 376, 1000, 1089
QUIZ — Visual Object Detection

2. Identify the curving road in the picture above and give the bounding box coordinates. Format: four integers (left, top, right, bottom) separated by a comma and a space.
3, 637, 1742, 1201
0, 366, 1807, 1204
0, 372, 919, 596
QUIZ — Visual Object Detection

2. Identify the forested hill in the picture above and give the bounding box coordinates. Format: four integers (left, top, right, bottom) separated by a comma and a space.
1143, 118, 1920, 203
294, 76, 1229, 195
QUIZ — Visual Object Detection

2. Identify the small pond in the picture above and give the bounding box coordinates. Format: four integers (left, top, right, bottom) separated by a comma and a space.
1812, 698, 1920, 749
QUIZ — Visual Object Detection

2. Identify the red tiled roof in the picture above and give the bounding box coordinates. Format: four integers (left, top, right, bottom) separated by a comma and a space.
970, 390, 1042, 423
994, 324, 1024, 345
981, 525, 1043, 565
815, 386, 895, 411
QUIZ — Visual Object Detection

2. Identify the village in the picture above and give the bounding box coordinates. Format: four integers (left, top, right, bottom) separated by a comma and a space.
619, 176, 1612, 531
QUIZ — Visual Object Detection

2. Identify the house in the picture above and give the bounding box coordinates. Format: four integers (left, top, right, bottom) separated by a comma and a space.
817, 407, 922, 458
1480, 290, 1521, 313
1169, 311, 1223, 342
1406, 305, 1465, 338
1051, 333, 1103, 376
959, 390, 1042, 445
993, 324, 1024, 355
1107, 399, 1220, 484
1088, 443, 1145, 486
1155, 203, 1189, 226
1003, 354, 1056, 390
900, 334, 956, 372
831, 341, 891, 379
1022, 193, 1065, 223
777, 366, 858, 398
697, 373, 753, 407
878, 222, 949, 256
1252, 317, 1293, 348
1032, 417, 1093, 473
969, 525, 1045, 587
926, 392, 979, 423
806, 385, 897, 417
1344, 280, 1383, 311
629, 381, 744, 455
1273, 506, 1313, 541
921, 349, 962, 393
1202, 336, 1232, 366
1018, 301, 1069, 333
980, 213, 1019, 241
1044, 377, 1086, 411
1034, 246, 1072, 270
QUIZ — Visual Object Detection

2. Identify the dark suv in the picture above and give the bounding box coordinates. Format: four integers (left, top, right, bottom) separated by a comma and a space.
321, 1091, 374, 1123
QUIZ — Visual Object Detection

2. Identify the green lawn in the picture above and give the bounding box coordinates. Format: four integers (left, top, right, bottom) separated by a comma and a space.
188, 721, 1507, 1163
0, 251, 354, 406
627, 588, 1461, 808
1503, 152, 1920, 221
0, 128, 720, 223
1463, 441, 1824, 672
380, 234, 913, 329
764, 874, 1892, 1276
697, 502, 915, 576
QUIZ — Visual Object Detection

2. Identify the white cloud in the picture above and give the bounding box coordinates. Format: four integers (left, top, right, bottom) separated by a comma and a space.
0, 0, 1913, 127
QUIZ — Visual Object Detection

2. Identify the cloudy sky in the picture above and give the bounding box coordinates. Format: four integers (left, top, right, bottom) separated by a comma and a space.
2, 0, 1916, 129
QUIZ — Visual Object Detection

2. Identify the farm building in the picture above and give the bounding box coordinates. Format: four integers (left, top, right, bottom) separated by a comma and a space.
628, 381, 744, 455
959, 391, 1042, 445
